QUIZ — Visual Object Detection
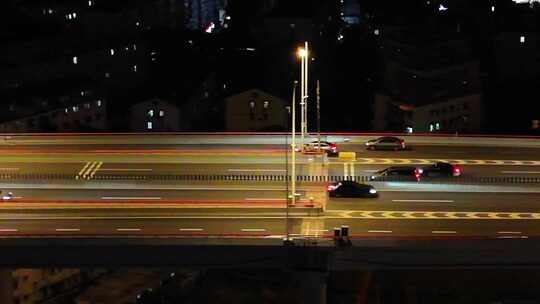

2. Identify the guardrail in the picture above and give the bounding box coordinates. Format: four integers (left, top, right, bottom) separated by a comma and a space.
1, 173, 540, 184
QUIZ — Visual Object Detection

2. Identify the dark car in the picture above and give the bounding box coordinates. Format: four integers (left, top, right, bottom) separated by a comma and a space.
365, 137, 406, 151
327, 181, 378, 198
420, 162, 462, 177
369, 166, 421, 181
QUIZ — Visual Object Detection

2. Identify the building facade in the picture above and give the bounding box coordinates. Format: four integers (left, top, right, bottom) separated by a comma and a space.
373, 26, 484, 133
0, 99, 107, 133
129, 99, 180, 132
225, 89, 287, 131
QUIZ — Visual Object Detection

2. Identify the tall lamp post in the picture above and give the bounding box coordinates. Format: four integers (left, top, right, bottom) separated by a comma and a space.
290, 81, 297, 207
297, 42, 309, 151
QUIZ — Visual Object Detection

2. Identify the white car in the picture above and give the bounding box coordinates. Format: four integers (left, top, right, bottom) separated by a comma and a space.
295, 141, 338, 155
1, 191, 13, 201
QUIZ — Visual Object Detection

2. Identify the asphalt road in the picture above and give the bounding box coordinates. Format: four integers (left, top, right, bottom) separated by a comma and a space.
0, 134, 539, 240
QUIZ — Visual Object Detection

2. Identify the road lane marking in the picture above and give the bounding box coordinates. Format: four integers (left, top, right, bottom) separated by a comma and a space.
497, 231, 522, 234
368, 230, 392, 233
392, 200, 455, 203
245, 198, 285, 201
179, 228, 204, 231
0, 168, 19, 171
343, 163, 348, 179
350, 163, 355, 177
89, 162, 103, 178
76, 162, 91, 179
101, 197, 161, 200
116, 228, 141, 231
501, 171, 540, 174
241, 228, 266, 232
432, 230, 457, 234
228, 169, 286, 172
99, 168, 153, 171
0, 229, 18, 232
55, 228, 81, 232
82, 162, 98, 178
497, 236, 528, 239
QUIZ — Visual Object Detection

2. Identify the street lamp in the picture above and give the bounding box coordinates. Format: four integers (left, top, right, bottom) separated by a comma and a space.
297, 42, 309, 152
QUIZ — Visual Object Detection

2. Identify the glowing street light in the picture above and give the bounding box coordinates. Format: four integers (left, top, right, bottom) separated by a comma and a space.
297, 42, 309, 152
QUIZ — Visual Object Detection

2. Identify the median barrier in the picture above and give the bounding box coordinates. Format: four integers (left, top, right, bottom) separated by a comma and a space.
3, 173, 540, 185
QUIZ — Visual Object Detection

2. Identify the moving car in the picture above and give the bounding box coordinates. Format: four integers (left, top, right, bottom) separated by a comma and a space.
369, 166, 421, 181
1, 191, 13, 201
327, 180, 378, 198
298, 141, 338, 156
365, 136, 406, 151
420, 162, 462, 177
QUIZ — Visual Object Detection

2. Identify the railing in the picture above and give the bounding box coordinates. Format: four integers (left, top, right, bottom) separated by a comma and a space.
1, 173, 540, 184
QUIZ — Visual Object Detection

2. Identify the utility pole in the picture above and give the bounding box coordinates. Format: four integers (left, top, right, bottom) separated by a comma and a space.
290, 81, 297, 207
317, 80, 321, 151
304, 41, 309, 140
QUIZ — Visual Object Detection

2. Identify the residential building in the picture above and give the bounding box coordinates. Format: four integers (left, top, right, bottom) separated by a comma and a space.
0, 98, 107, 133
184, 0, 227, 31
225, 89, 287, 131
373, 27, 484, 133
130, 99, 180, 132
341, 0, 361, 24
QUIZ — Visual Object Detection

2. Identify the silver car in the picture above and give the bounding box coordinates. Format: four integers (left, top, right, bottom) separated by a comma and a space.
365, 137, 406, 151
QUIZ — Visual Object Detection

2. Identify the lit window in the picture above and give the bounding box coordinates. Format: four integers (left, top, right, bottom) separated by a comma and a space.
133, 65, 137, 72
374, 29, 380, 36
88, 0, 93, 6
72, 56, 78, 64
136, 21, 140, 26
96, 100, 102, 107
133, 44, 137, 51
405, 126, 413, 134
80, 91, 85, 96
65, 108, 69, 114
435, 122, 441, 130
66, 14, 72, 20
147, 109, 154, 117
263, 101, 269, 109
159, 110, 164, 117
105, 72, 110, 78
48, 9, 54, 14
110, 49, 115, 56
491, 6, 495, 12
73, 12, 77, 18
147, 121, 153, 130
72, 106, 79, 112
84, 103, 90, 109
520, 36, 525, 43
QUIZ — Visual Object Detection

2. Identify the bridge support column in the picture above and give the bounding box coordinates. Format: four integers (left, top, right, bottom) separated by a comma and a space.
0, 269, 13, 304
295, 271, 327, 304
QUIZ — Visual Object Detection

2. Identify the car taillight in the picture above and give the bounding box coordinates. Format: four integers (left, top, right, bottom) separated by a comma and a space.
327, 185, 336, 192
453, 166, 461, 176
401, 141, 405, 148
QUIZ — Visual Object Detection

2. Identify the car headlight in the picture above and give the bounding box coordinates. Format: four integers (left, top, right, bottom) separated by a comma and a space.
369, 189, 377, 194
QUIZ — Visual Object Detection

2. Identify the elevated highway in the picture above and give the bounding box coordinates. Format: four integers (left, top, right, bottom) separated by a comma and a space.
0, 132, 540, 264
